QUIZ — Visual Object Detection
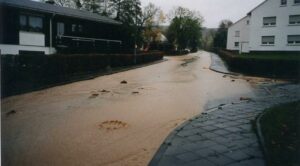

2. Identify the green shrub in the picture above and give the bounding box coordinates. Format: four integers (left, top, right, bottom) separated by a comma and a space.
217, 50, 300, 79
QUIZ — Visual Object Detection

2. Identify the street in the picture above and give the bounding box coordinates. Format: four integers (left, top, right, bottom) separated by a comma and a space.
2, 51, 255, 166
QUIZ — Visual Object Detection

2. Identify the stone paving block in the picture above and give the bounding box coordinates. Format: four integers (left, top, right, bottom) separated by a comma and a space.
212, 129, 230, 136
164, 146, 189, 156
224, 150, 250, 161
181, 142, 206, 151
242, 148, 264, 158
214, 136, 231, 144
187, 135, 206, 142
158, 156, 186, 166
202, 125, 218, 132
227, 159, 265, 166
206, 154, 235, 166
210, 144, 230, 154
176, 152, 201, 162
195, 148, 217, 157
182, 159, 216, 166
171, 136, 190, 146
177, 129, 199, 137
225, 134, 245, 141
201, 132, 219, 139
224, 127, 243, 133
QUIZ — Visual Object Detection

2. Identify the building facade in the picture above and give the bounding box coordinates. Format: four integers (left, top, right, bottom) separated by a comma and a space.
227, 0, 300, 53
0, 0, 122, 55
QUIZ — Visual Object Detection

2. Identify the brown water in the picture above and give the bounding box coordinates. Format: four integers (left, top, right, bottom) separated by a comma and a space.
1, 51, 255, 166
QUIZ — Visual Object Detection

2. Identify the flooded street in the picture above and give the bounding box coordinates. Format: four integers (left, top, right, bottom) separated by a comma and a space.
2, 51, 255, 166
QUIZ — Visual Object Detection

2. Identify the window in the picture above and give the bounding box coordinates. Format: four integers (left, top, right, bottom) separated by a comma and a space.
281, 0, 287, 6
263, 17, 276, 26
29, 16, 43, 32
72, 24, 76, 32
289, 15, 300, 25
71, 24, 83, 33
246, 20, 250, 25
78, 25, 83, 32
19, 14, 43, 32
234, 42, 239, 47
262, 36, 275, 45
295, 0, 300, 4
57, 22, 65, 35
20, 15, 27, 30
235, 31, 240, 37
287, 35, 300, 45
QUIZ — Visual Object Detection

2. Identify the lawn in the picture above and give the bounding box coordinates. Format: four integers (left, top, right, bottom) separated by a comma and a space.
260, 101, 300, 166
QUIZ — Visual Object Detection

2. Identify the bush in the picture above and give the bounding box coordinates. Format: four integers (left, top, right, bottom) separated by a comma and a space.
216, 50, 300, 79
1, 51, 164, 97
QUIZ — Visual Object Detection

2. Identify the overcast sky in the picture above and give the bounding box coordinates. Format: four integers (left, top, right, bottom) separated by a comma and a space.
140, 0, 265, 28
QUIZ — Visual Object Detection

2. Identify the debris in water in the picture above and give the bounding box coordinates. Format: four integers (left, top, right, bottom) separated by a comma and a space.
240, 97, 252, 101
100, 89, 110, 93
120, 80, 127, 84
132, 91, 139, 94
6, 110, 16, 117
89, 93, 99, 99
231, 80, 235, 82
99, 120, 128, 131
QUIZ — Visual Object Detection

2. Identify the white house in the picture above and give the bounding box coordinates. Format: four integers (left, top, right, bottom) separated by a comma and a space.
227, 0, 300, 53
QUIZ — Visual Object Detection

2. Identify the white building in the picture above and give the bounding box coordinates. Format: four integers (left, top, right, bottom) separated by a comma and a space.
227, 0, 300, 53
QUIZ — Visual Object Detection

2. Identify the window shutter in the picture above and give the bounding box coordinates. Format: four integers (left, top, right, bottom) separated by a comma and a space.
263, 17, 276, 25
288, 35, 300, 43
289, 15, 300, 24
262, 36, 274, 43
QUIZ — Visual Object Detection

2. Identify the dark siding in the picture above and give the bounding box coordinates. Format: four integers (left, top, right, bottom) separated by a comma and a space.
3, 7, 19, 44
0, 5, 4, 43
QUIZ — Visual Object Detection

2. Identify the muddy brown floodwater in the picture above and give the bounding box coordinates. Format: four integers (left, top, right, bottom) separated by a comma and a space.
2, 51, 255, 166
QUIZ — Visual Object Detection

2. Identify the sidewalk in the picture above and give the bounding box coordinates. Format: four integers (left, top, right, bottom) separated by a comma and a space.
149, 53, 300, 166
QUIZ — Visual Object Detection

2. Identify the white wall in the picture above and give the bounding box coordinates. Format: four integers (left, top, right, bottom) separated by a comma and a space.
19, 31, 45, 46
0, 44, 56, 55
227, 16, 250, 53
249, 0, 300, 51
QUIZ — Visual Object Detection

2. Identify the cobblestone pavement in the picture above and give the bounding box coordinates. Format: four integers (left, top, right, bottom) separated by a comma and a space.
209, 53, 231, 75
149, 83, 300, 166
149, 53, 300, 166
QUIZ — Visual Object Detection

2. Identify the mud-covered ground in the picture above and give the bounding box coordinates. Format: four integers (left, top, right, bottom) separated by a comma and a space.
2, 51, 258, 166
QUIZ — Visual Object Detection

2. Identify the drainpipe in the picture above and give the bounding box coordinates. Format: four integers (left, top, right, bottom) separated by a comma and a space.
49, 14, 55, 54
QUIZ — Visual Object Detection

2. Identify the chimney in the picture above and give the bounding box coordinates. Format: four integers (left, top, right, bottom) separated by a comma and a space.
45, 0, 55, 5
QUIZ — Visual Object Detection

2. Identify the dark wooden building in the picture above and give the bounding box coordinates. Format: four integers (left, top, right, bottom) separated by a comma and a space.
0, 0, 122, 55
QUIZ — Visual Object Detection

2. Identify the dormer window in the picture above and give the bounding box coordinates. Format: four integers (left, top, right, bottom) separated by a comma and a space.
263, 17, 276, 27
281, 0, 287, 6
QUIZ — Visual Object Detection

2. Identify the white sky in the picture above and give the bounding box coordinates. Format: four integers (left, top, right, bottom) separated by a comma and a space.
140, 0, 265, 28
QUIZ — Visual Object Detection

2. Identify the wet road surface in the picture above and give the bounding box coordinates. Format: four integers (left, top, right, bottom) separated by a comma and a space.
2, 51, 255, 166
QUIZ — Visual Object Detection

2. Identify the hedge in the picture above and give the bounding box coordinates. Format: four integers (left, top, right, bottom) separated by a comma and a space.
216, 50, 300, 79
1, 51, 164, 97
